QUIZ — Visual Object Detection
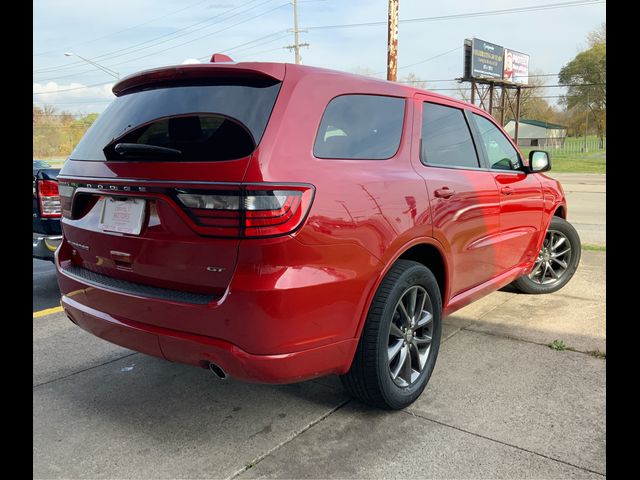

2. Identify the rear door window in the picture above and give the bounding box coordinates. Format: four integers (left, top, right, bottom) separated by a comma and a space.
314, 95, 405, 160
421, 102, 480, 169
70, 79, 281, 162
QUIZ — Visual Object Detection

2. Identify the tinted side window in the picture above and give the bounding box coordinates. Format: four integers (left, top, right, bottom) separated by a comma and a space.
421, 102, 479, 168
473, 114, 523, 170
314, 95, 405, 160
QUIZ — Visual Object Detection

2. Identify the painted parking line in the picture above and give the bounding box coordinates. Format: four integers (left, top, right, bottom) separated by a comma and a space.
33, 306, 63, 318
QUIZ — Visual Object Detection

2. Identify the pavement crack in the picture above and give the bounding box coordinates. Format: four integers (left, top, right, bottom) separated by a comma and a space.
226, 398, 351, 480
477, 295, 517, 320
441, 327, 463, 344
400, 409, 606, 477
459, 328, 606, 358
33, 352, 139, 389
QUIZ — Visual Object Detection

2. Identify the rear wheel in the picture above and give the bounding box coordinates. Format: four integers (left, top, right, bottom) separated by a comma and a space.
512, 216, 581, 294
340, 260, 442, 410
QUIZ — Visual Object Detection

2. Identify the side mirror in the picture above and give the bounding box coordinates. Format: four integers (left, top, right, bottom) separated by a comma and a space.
527, 150, 551, 173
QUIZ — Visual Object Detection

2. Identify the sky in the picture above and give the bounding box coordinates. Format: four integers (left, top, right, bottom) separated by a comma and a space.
33, 0, 606, 115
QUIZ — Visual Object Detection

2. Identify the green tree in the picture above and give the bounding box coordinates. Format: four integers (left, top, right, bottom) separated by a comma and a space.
33, 105, 99, 158
559, 24, 606, 146
504, 70, 561, 126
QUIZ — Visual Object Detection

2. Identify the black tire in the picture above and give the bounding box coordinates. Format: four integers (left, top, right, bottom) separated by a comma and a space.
512, 216, 581, 294
340, 260, 442, 410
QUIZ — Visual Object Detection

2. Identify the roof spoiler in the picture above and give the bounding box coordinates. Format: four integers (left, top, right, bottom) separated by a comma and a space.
112, 54, 285, 96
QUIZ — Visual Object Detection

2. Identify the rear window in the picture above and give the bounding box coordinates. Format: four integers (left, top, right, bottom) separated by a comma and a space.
70, 79, 281, 161
313, 95, 405, 160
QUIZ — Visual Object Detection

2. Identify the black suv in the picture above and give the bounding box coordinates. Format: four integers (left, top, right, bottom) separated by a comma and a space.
33, 160, 62, 261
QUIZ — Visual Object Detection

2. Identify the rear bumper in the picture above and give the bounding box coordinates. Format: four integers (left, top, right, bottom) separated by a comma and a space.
61, 295, 358, 384
55, 236, 381, 383
33, 233, 62, 261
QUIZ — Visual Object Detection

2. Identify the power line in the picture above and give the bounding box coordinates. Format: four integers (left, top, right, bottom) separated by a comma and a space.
405, 83, 606, 90
235, 46, 287, 59
33, 100, 112, 105
234, 35, 291, 55
33, 0, 211, 57
201, 30, 289, 58
35, 0, 604, 77
33, 81, 114, 96
94, 3, 290, 73
94, 0, 282, 64
372, 46, 461, 76
306, 0, 604, 30
383, 72, 604, 83
34, 0, 276, 75
38, 29, 291, 83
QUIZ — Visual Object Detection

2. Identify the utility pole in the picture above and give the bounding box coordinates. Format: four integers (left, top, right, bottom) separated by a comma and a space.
387, 0, 399, 81
285, 0, 309, 64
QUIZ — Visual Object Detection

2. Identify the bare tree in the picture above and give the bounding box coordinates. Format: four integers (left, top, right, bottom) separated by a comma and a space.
400, 72, 428, 90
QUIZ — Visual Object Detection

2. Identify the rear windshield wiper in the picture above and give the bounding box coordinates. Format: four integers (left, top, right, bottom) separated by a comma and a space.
114, 143, 182, 158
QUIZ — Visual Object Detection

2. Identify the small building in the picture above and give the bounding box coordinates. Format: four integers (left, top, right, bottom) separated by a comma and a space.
503, 119, 567, 148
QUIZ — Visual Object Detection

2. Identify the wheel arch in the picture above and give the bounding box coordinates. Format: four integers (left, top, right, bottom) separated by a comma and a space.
536, 199, 568, 253
353, 237, 450, 342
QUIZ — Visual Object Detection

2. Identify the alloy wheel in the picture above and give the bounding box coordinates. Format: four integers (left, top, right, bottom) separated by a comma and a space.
387, 285, 434, 387
529, 229, 572, 285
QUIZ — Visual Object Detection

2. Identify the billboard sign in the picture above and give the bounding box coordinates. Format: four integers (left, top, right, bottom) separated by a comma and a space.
463, 38, 530, 85
470, 38, 504, 80
503, 48, 529, 84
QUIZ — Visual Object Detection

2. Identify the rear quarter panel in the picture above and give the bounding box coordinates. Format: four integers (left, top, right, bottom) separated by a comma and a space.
242, 68, 436, 341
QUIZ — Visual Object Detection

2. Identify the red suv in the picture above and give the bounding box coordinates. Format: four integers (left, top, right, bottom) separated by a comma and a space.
55, 59, 580, 409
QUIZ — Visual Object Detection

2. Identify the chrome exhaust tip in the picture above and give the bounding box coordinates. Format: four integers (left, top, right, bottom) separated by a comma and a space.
208, 362, 228, 380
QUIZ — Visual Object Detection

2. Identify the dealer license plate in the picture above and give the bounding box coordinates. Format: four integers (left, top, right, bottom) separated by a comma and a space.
99, 197, 146, 235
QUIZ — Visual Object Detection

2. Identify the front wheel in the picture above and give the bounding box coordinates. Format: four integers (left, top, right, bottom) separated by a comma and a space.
340, 260, 442, 410
512, 216, 581, 294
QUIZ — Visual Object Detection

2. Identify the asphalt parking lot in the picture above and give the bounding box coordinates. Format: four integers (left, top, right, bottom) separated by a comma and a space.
33, 173, 605, 479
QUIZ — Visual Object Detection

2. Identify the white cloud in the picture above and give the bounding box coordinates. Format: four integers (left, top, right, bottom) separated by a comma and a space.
33, 81, 115, 115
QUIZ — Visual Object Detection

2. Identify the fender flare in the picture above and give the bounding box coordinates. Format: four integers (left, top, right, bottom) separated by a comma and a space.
534, 199, 568, 254
352, 236, 450, 341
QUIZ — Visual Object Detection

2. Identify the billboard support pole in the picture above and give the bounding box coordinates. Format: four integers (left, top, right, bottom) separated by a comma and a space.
488, 83, 494, 117
470, 79, 476, 105
499, 89, 506, 126
514, 86, 521, 146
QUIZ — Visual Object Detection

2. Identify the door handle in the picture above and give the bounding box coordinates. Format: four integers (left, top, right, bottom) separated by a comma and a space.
500, 186, 514, 195
434, 187, 455, 199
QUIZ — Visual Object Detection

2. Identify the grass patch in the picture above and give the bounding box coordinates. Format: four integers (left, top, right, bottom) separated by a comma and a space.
587, 349, 606, 359
521, 145, 606, 174
583, 243, 606, 252
548, 341, 605, 359
548, 155, 606, 174
549, 339, 567, 351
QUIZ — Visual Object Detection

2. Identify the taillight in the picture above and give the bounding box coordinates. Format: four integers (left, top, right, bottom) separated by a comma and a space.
38, 180, 61, 218
176, 184, 314, 238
